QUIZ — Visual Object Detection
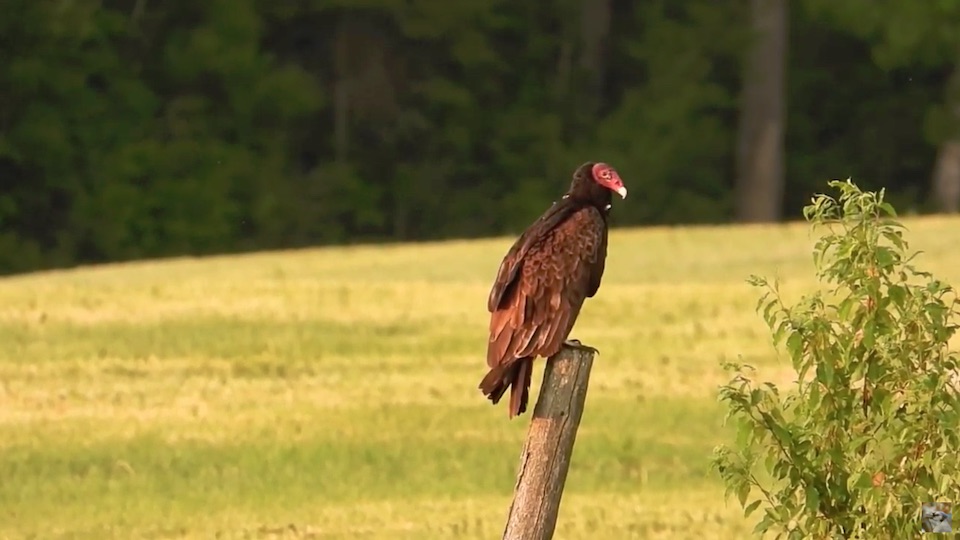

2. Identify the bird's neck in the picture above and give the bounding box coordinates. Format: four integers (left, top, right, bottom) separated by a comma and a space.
564, 184, 612, 211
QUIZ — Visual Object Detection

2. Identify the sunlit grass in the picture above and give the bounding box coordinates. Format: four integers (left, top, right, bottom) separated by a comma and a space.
2, 217, 960, 538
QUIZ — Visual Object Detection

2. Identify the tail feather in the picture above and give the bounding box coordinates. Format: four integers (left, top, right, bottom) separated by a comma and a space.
479, 363, 514, 404
508, 360, 534, 417
478, 359, 534, 418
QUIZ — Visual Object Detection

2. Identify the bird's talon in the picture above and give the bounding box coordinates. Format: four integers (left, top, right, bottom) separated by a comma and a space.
563, 339, 599, 355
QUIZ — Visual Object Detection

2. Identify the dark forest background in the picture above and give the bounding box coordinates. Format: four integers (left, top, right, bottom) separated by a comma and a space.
2, 0, 960, 275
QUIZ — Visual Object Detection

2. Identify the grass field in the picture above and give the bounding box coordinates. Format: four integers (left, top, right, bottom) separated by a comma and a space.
3, 216, 960, 539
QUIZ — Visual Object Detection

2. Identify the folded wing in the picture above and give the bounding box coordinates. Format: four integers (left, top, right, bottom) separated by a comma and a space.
487, 206, 607, 369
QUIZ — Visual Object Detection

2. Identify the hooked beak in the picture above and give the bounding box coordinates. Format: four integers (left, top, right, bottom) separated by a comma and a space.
616, 186, 627, 199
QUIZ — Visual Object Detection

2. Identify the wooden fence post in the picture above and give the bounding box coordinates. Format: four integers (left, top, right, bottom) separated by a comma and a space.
502, 344, 596, 540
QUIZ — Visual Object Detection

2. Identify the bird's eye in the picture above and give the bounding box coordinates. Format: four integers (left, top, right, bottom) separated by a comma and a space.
601, 170, 610, 179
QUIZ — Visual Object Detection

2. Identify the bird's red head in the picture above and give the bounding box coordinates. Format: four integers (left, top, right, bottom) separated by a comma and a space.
591, 163, 627, 199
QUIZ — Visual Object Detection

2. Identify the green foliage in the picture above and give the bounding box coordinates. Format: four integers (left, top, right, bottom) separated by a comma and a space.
591, 1, 743, 224
803, 0, 960, 70
713, 181, 960, 538
803, 0, 960, 144
0, 2, 956, 273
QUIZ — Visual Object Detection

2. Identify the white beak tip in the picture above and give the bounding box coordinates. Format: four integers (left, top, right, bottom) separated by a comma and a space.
616, 186, 627, 199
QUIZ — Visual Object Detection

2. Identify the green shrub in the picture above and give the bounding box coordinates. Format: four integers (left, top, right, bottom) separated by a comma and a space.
713, 180, 960, 538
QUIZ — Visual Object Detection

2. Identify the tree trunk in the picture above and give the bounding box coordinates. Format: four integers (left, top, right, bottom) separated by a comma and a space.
932, 141, 960, 213
577, 0, 612, 118
333, 17, 351, 165
735, 0, 788, 223
130, 0, 148, 27
931, 64, 960, 213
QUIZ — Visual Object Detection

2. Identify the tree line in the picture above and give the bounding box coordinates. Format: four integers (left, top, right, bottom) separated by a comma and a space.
1, 0, 958, 275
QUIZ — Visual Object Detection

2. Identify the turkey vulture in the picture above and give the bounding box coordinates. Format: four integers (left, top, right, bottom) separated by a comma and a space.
479, 161, 627, 417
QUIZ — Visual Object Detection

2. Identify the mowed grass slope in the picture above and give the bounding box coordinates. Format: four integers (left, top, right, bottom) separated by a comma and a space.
2, 217, 960, 539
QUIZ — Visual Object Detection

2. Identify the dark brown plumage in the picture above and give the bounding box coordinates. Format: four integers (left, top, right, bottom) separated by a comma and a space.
479, 161, 627, 418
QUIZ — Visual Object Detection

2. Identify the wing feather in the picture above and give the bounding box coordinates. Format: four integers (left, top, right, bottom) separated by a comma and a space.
487, 200, 578, 312
486, 206, 608, 368
586, 226, 608, 298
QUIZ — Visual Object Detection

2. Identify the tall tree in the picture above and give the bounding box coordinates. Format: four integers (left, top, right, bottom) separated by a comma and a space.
735, 0, 788, 223
589, 1, 745, 225
804, 0, 960, 212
